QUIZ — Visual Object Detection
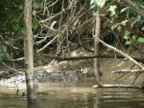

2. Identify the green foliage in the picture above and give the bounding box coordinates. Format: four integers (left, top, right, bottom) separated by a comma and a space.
7, 39, 14, 46
0, 0, 24, 36
124, 31, 131, 45
109, 0, 144, 46
90, 0, 98, 14
120, 1, 144, 31
108, 5, 117, 16
124, 30, 144, 45
120, 7, 130, 18
0, 0, 42, 61
32, 18, 39, 30
0, 0, 143, 61
13, 25, 25, 36
131, 15, 141, 28
18, 4, 23, 10
33, 0, 43, 8
111, 20, 127, 31
0, 44, 13, 61
137, 37, 144, 43
132, 35, 137, 42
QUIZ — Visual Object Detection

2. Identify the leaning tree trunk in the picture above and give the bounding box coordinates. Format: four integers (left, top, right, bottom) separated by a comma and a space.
24, 0, 36, 107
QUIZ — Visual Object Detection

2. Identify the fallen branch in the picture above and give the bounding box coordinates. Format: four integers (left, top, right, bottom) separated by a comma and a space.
93, 84, 141, 89
37, 35, 58, 52
97, 38, 144, 69
43, 54, 144, 63
112, 69, 144, 73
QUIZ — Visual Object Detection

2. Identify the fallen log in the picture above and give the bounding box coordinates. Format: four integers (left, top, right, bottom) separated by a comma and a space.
93, 84, 141, 89
112, 69, 144, 73
44, 54, 144, 63
12, 54, 144, 63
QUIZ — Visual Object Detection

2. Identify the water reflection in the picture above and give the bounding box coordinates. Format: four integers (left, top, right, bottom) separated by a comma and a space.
35, 90, 144, 108
0, 96, 27, 108
0, 81, 144, 108
37, 93, 97, 108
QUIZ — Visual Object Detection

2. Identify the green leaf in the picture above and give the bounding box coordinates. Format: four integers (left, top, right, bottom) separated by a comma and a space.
15, 18, 20, 23
111, 23, 119, 30
117, 26, 121, 32
137, 37, 144, 43
2, 46, 7, 53
90, 0, 97, 5
32, 10, 37, 16
90, 0, 98, 13
109, 5, 117, 16
13, 25, 25, 35
18, 5, 23, 10
0, 48, 2, 53
5, 53, 13, 61
120, 7, 129, 13
121, 20, 128, 25
124, 31, 131, 41
34, 1, 42, 8
118, 0, 121, 3
0, 53, 4, 60
140, 4, 144, 9
32, 19, 38, 30
124, 36, 129, 40
132, 35, 137, 42
131, 15, 141, 28
20, 27, 25, 34
142, 26, 144, 31
106, 3, 111, 8
125, 41, 131, 45
7, 39, 14, 46
124, 31, 130, 36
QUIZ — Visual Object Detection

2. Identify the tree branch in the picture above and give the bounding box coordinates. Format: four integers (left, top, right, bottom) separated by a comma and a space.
122, 0, 144, 18
96, 38, 144, 69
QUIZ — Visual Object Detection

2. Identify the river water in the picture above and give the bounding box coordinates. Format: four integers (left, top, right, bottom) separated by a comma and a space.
0, 79, 144, 108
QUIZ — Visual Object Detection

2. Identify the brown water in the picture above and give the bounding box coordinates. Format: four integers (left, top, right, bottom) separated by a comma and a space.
0, 79, 144, 108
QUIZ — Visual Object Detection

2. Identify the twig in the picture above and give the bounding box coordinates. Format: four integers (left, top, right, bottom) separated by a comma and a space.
37, 35, 58, 52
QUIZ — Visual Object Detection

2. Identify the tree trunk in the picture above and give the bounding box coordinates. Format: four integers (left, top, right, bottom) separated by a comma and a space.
24, 0, 36, 107
93, 7, 101, 86
92, 0, 110, 86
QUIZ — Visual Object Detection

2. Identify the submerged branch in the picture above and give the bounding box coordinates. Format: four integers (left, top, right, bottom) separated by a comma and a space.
93, 84, 141, 89
112, 69, 144, 73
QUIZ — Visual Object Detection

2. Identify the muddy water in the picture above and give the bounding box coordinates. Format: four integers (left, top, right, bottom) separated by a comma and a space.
0, 79, 144, 108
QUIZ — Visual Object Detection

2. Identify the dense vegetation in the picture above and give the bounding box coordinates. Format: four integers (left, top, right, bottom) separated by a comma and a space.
0, 0, 143, 62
